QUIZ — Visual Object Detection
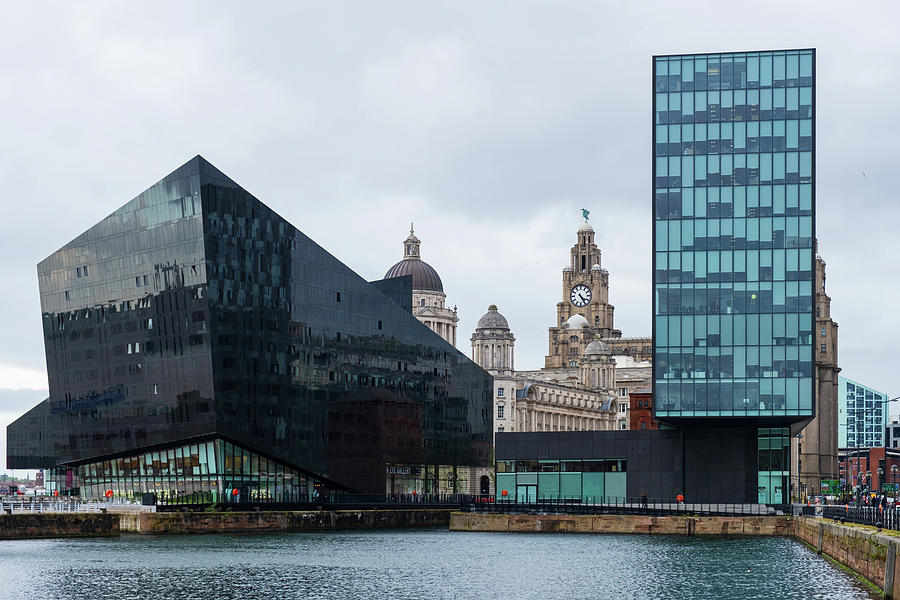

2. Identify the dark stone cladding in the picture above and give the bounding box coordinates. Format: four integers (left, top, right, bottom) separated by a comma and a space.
495, 426, 760, 503
7, 155, 493, 493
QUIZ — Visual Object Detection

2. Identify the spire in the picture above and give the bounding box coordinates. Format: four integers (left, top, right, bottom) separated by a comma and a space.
403, 224, 421, 259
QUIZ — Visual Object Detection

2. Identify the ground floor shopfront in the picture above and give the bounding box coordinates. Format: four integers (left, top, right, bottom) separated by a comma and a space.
496, 459, 626, 503
495, 426, 790, 504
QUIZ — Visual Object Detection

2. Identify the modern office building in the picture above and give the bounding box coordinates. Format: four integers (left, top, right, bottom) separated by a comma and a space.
6, 156, 494, 500
653, 49, 816, 503
838, 376, 889, 448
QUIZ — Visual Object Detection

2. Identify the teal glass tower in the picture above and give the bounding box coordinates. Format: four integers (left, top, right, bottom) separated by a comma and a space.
652, 50, 816, 503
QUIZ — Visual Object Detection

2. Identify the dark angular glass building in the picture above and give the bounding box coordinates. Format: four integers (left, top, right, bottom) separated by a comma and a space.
7, 156, 493, 500
653, 50, 816, 503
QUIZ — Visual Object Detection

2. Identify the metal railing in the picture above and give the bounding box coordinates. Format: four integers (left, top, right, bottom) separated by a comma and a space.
152, 492, 496, 512
818, 505, 900, 530
462, 496, 783, 517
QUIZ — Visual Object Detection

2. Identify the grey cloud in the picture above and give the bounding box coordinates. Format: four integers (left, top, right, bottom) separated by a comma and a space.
0, 1, 898, 428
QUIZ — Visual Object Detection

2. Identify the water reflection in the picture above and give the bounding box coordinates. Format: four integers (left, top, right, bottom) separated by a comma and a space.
0, 530, 876, 599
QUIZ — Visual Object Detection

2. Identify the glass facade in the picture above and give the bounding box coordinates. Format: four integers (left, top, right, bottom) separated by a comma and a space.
8, 156, 493, 495
838, 376, 887, 448
49, 438, 324, 502
653, 50, 816, 421
495, 459, 627, 503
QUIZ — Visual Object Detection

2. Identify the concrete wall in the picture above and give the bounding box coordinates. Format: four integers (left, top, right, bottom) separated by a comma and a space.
450, 512, 789, 535
0, 513, 119, 539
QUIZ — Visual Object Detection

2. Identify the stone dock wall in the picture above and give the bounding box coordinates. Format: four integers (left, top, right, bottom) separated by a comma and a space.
790, 516, 900, 599
451, 512, 900, 599
0, 513, 120, 539
0, 509, 451, 539
450, 512, 789, 535
120, 509, 451, 534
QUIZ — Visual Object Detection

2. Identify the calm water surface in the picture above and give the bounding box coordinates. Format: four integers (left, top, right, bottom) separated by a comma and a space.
0, 529, 876, 599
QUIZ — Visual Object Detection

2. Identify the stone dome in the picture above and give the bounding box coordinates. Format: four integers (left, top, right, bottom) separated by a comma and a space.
566, 314, 589, 329
563, 266, 574, 273
591, 264, 602, 271
579, 221, 594, 232
384, 258, 443, 292
476, 304, 509, 330
384, 225, 444, 292
584, 335, 611, 356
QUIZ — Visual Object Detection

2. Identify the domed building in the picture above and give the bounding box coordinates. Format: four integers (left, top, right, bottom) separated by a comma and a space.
384, 225, 459, 346
472, 305, 616, 436
470, 215, 653, 437
471, 305, 517, 437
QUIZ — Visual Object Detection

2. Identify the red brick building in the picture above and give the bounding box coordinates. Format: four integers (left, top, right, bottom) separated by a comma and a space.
838, 447, 900, 493
629, 386, 658, 430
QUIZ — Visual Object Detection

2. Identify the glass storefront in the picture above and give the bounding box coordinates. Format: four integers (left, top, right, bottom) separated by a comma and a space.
47, 438, 323, 502
495, 459, 627, 503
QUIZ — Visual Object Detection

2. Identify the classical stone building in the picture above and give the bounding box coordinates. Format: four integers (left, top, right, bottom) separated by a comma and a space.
791, 250, 840, 499
384, 225, 459, 346
545, 221, 621, 368
472, 306, 617, 435
469, 217, 653, 436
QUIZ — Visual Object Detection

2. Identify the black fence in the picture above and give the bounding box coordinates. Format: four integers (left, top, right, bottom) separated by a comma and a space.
154, 492, 495, 512
817, 505, 900, 531
462, 496, 785, 517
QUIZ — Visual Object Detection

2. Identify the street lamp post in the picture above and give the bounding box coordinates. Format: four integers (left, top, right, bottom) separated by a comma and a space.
878, 467, 885, 494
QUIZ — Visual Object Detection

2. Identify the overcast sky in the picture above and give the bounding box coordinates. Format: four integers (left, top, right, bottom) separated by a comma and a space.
2, 1, 899, 474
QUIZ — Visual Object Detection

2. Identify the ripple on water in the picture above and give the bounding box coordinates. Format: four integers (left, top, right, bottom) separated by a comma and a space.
0, 531, 878, 600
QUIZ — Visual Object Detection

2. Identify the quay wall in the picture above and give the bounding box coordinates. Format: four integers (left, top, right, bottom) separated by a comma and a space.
790, 516, 900, 599
121, 509, 452, 534
0, 513, 119, 539
449, 512, 789, 535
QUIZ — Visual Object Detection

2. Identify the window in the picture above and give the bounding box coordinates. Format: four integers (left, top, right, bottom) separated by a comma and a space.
595, 316, 600, 326
83, 265, 88, 277
378, 320, 383, 330
619, 387, 627, 397
816, 306, 821, 317
498, 426, 504, 432
497, 405, 504, 419
336, 292, 341, 302
820, 344, 826, 353
820, 328, 826, 338
65, 291, 70, 301
135, 276, 141, 287
619, 422, 627, 430
619, 404, 627, 413
420, 299, 425, 307
76, 267, 82, 277
153, 384, 159, 395
497, 388, 504, 397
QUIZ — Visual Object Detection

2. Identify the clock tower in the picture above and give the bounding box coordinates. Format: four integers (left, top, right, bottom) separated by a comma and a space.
544, 218, 621, 368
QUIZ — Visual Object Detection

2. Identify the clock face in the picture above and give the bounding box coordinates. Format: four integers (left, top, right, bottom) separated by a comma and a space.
570, 284, 592, 307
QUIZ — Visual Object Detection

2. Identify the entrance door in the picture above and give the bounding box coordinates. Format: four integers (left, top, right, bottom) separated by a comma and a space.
480, 475, 490, 495
516, 485, 536, 503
